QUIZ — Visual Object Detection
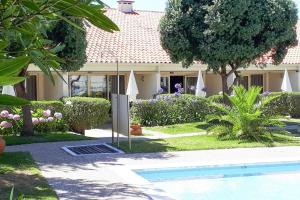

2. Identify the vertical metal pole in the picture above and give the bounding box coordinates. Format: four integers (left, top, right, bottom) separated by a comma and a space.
117, 60, 120, 147
111, 75, 114, 144
112, 94, 114, 144
128, 95, 131, 150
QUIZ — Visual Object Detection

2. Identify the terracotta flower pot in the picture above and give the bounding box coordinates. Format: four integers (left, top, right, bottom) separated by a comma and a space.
130, 124, 142, 136
0, 137, 5, 154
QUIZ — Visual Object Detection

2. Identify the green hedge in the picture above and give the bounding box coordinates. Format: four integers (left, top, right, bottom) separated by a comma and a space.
131, 94, 213, 126
31, 101, 64, 113
208, 92, 300, 118
63, 97, 110, 134
289, 93, 300, 118
262, 92, 300, 118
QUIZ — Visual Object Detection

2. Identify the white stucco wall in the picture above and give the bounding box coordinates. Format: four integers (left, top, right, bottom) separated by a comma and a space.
269, 73, 283, 92
42, 74, 64, 100
289, 70, 300, 92
136, 73, 158, 99
205, 74, 222, 96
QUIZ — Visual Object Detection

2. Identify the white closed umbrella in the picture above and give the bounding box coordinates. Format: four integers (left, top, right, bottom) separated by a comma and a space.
281, 69, 293, 92
126, 70, 139, 101
195, 70, 206, 97
2, 85, 16, 96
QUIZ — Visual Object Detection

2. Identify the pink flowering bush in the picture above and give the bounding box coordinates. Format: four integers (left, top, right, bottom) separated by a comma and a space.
0, 110, 22, 135
31, 109, 68, 133
0, 107, 68, 136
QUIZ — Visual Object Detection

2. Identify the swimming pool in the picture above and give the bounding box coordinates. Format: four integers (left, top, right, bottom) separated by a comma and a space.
135, 162, 300, 200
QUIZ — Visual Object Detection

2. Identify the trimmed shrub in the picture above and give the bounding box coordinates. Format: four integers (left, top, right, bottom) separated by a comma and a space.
131, 94, 213, 126
262, 92, 290, 116
31, 101, 64, 113
289, 93, 300, 118
0, 107, 68, 136
31, 109, 69, 133
263, 92, 300, 117
63, 97, 110, 134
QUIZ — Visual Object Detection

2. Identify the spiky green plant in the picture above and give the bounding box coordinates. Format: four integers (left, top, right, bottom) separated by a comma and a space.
207, 86, 284, 141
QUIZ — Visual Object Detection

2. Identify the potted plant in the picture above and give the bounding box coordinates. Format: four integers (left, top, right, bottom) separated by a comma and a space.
0, 136, 5, 154
130, 119, 142, 136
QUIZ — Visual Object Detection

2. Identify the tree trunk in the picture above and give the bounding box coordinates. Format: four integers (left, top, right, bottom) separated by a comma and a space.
220, 66, 230, 104
15, 70, 34, 137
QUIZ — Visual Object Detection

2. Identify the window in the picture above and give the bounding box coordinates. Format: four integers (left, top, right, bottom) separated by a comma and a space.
69, 75, 126, 99
90, 76, 107, 98
109, 75, 125, 96
186, 77, 197, 94
160, 77, 169, 93
69, 76, 88, 97
251, 74, 264, 88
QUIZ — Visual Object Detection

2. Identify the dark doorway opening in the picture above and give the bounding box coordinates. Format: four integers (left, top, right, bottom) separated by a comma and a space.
170, 76, 184, 93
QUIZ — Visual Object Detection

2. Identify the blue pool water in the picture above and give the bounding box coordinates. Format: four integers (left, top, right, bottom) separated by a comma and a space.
135, 162, 300, 200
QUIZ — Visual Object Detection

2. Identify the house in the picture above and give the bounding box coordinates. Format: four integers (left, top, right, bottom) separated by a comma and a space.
26, 0, 300, 100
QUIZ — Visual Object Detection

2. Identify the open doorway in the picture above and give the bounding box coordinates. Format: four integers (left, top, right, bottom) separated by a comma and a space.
170, 76, 184, 93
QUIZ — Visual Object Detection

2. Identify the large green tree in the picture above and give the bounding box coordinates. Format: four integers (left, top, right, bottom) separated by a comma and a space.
160, 0, 298, 98
49, 16, 87, 72
0, 0, 118, 136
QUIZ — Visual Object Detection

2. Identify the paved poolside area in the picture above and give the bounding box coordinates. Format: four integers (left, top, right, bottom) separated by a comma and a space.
5, 137, 300, 200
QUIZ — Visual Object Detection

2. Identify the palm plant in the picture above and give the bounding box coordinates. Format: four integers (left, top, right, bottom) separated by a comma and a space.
207, 86, 283, 141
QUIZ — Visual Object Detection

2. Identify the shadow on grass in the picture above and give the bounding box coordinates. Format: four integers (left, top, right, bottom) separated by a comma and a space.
0, 173, 57, 200
0, 152, 57, 199
236, 132, 300, 147
115, 139, 177, 154
196, 123, 210, 131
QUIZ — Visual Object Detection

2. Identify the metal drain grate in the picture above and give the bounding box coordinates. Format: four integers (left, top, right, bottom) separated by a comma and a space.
62, 143, 124, 156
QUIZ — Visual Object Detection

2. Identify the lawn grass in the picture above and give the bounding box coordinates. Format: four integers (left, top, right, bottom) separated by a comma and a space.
117, 134, 300, 153
145, 119, 300, 135
280, 118, 300, 125
3, 132, 93, 146
145, 122, 208, 134
0, 152, 57, 199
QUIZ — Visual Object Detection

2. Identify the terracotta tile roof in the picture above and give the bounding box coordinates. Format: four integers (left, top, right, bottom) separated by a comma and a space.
281, 21, 300, 65
86, 8, 171, 64
86, 8, 300, 65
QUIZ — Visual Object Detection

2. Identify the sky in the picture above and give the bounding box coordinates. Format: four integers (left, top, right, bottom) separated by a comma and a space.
102, 0, 300, 13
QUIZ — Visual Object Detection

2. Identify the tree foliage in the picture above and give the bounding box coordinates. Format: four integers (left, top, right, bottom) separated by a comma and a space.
49, 16, 87, 72
160, 0, 298, 94
0, 0, 118, 136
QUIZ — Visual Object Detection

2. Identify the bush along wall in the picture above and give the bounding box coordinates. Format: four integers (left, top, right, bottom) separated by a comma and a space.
262, 92, 300, 118
131, 94, 213, 126
63, 97, 110, 134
